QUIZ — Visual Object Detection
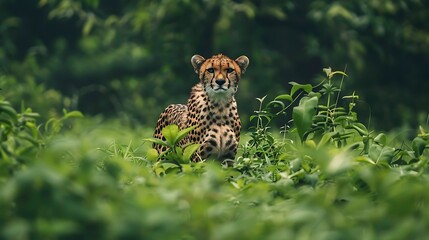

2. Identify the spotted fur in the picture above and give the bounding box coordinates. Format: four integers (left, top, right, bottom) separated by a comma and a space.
153, 54, 249, 164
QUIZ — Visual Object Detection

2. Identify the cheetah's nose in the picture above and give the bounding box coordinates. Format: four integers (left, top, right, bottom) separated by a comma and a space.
215, 79, 226, 86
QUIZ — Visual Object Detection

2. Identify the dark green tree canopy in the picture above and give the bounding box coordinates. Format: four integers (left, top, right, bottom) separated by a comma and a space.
1, 0, 428, 129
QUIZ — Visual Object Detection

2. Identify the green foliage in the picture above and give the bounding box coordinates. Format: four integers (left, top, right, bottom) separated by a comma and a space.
0, 99, 40, 179
0, 95, 83, 183
238, 68, 429, 192
0, 74, 429, 239
1, 0, 429, 232
144, 125, 201, 175
0, 50, 71, 122
293, 96, 318, 141
44, 109, 84, 139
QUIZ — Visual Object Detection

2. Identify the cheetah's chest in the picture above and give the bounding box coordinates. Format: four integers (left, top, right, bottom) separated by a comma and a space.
183, 84, 241, 161
188, 104, 238, 159
204, 124, 237, 159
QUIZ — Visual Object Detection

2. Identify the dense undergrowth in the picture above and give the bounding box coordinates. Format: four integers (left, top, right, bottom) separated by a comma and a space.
1, 69, 428, 239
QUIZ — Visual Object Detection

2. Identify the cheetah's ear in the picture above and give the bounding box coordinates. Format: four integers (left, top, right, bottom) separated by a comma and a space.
191, 55, 206, 74
235, 55, 249, 74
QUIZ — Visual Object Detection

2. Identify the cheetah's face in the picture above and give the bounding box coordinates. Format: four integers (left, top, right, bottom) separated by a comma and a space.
191, 54, 249, 104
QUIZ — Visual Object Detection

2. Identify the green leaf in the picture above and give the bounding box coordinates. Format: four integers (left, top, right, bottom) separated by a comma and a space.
274, 94, 293, 102
146, 148, 159, 162
374, 133, 386, 146
354, 156, 375, 165
162, 124, 179, 146
182, 144, 200, 163
368, 145, 394, 166
181, 164, 193, 173
21, 112, 40, 119
266, 100, 285, 109
0, 118, 13, 127
412, 137, 426, 158
161, 163, 180, 174
418, 125, 427, 136
63, 110, 84, 119
175, 146, 183, 158
144, 137, 169, 147
289, 158, 302, 171
0, 104, 18, 122
174, 125, 196, 145
323, 67, 332, 77
289, 82, 313, 97
329, 71, 349, 78
293, 96, 318, 141
256, 95, 267, 103
347, 123, 369, 136
154, 165, 166, 176
19, 135, 40, 146
317, 132, 334, 149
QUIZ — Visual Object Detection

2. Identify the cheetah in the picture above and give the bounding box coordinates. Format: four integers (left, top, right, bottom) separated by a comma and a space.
153, 53, 249, 165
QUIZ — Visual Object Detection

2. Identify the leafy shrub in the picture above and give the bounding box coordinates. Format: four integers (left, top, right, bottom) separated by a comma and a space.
0, 61, 70, 122
0, 98, 40, 180
144, 124, 203, 175
0, 94, 82, 180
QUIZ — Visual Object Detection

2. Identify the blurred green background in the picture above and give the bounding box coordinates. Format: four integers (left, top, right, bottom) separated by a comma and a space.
1, 0, 428, 130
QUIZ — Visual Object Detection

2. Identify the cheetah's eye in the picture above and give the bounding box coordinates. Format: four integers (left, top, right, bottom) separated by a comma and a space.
207, 68, 214, 73
226, 68, 234, 73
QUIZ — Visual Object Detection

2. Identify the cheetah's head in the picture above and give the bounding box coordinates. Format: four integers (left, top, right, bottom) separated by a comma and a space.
191, 54, 249, 104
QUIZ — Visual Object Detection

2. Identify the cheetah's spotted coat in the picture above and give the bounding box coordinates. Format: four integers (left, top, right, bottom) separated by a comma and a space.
153, 54, 249, 164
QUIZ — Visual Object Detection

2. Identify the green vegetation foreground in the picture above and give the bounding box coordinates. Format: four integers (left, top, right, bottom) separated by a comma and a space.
1, 70, 428, 239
